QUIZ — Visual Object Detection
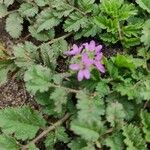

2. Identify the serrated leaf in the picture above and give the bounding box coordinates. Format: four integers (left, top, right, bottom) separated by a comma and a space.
136, 0, 150, 13
36, 8, 61, 33
123, 124, 146, 150
52, 0, 74, 18
45, 127, 69, 150
24, 65, 52, 94
141, 19, 150, 47
106, 102, 126, 127
0, 135, 19, 150
0, 59, 15, 85
96, 81, 110, 98
13, 41, 38, 68
50, 87, 67, 113
28, 143, 39, 150
113, 54, 136, 70
6, 13, 23, 38
34, 0, 49, 6
76, 91, 105, 123
141, 110, 150, 142
44, 133, 55, 150
0, 106, 46, 140
64, 12, 88, 32
104, 132, 124, 150
0, 4, 8, 18
71, 119, 105, 142
3, 0, 14, 6
19, 3, 38, 17
29, 25, 55, 41
68, 138, 87, 150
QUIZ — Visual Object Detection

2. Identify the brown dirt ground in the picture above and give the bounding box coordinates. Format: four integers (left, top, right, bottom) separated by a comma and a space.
0, 18, 37, 109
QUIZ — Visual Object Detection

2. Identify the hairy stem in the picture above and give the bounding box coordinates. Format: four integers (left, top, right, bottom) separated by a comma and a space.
50, 83, 79, 93
38, 33, 72, 48
22, 113, 70, 150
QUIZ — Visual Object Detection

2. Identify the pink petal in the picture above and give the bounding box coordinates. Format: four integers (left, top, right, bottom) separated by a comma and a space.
95, 45, 102, 53
77, 70, 84, 81
69, 64, 80, 70
64, 44, 82, 55
89, 40, 96, 51
95, 53, 103, 61
83, 43, 89, 50
82, 53, 93, 66
95, 61, 105, 73
83, 69, 90, 79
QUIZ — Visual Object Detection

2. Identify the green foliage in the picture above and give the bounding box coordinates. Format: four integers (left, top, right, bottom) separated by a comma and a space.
50, 87, 67, 113
6, 13, 23, 38
64, 12, 88, 32
104, 132, 125, 150
18, 3, 39, 17
0, 106, 46, 140
24, 65, 52, 94
95, 0, 142, 47
76, 91, 105, 123
106, 101, 126, 127
45, 127, 70, 149
141, 110, 150, 142
0, 4, 8, 18
0, 135, 19, 150
13, 42, 38, 68
0, 0, 150, 149
136, 0, 150, 13
141, 19, 150, 47
123, 124, 146, 150
71, 119, 105, 142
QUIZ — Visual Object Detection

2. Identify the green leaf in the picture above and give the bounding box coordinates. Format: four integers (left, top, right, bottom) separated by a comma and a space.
76, 91, 105, 123
29, 25, 55, 41
6, 13, 23, 38
19, 3, 38, 17
113, 54, 136, 70
0, 59, 15, 85
0, 106, 46, 140
141, 19, 150, 47
44, 133, 55, 150
28, 144, 39, 150
106, 101, 126, 127
123, 124, 146, 150
45, 127, 70, 150
13, 42, 38, 68
34, 0, 49, 6
3, 0, 14, 6
50, 87, 67, 113
141, 110, 150, 142
71, 119, 105, 142
68, 138, 87, 150
104, 132, 125, 150
24, 65, 52, 94
0, 135, 19, 150
136, 0, 150, 13
36, 8, 61, 33
64, 12, 88, 32
0, 4, 8, 18
52, 0, 74, 18
96, 81, 110, 98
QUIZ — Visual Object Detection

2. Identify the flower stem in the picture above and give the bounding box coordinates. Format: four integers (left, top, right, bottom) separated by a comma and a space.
22, 113, 70, 150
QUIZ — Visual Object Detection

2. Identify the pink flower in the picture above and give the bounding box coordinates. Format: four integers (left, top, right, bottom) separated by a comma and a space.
83, 40, 102, 53
64, 44, 83, 55
94, 53, 105, 73
69, 53, 92, 81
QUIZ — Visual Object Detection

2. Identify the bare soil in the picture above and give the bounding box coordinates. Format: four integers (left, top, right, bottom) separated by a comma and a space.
0, 18, 36, 109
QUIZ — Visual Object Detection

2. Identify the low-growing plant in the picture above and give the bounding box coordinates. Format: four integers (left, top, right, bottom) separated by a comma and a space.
0, 0, 150, 150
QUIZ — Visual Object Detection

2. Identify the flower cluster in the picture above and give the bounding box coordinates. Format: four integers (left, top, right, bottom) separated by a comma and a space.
65, 40, 105, 81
